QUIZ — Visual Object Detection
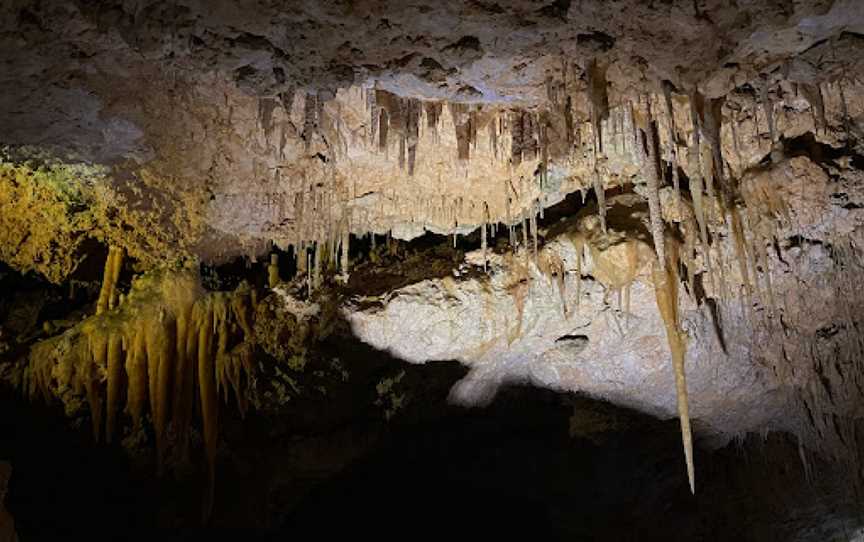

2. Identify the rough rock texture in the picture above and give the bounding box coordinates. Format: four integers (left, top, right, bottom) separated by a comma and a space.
2, 0, 864, 518
2, 0, 864, 273
347, 155, 864, 451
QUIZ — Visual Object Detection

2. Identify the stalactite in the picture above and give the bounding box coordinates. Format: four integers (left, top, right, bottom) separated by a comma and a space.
489, 113, 500, 159
406, 98, 421, 175
173, 304, 193, 460
450, 103, 472, 161
378, 108, 389, 152
307, 251, 313, 293
641, 94, 666, 266
26, 270, 259, 522
689, 90, 720, 225
652, 258, 695, 494
759, 78, 776, 157
754, 229, 777, 314
279, 88, 295, 118
125, 327, 147, 426
481, 216, 488, 272
268, 253, 280, 288
701, 95, 727, 209
574, 235, 584, 307
800, 83, 826, 134
586, 59, 610, 156
682, 217, 697, 299
688, 97, 714, 286
105, 334, 123, 444
511, 111, 524, 166
257, 97, 278, 146
715, 232, 730, 302
194, 297, 217, 521
87, 332, 107, 441
589, 75, 609, 235
729, 206, 753, 301
730, 110, 743, 173
425, 101, 442, 142
313, 241, 322, 291
340, 226, 350, 277
838, 79, 851, 142
631, 96, 699, 491
531, 202, 538, 265
662, 81, 681, 205
593, 168, 607, 233
302, 92, 319, 151
700, 141, 717, 225
97, 247, 124, 315
297, 244, 308, 276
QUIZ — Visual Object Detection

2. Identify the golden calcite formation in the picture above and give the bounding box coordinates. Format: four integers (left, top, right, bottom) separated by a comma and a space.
25, 264, 256, 520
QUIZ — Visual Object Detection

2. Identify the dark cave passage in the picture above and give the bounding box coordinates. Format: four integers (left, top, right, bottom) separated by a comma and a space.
3, 371, 861, 541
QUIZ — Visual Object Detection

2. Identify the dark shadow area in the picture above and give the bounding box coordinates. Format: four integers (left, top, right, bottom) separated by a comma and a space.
2, 350, 863, 540
0, 389, 160, 538
1, 256, 862, 541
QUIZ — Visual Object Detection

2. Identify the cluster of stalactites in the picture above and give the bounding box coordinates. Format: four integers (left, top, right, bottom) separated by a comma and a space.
284, 215, 352, 294
611, 73, 856, 493
366, 88, 561, 171
27, 262, 256, 521
267, 86, 584, 256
